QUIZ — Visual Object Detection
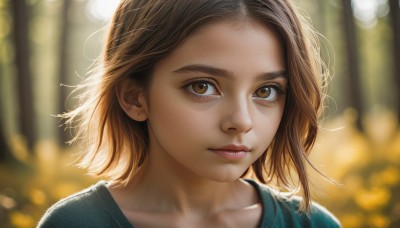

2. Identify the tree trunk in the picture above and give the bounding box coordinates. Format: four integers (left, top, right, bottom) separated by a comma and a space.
389, 0, 400, 120
341, 0, 364, 130
11, 0, 35, 150
57, 0, 72, 147
0, 61, 18, 163
0, 121, 12, 163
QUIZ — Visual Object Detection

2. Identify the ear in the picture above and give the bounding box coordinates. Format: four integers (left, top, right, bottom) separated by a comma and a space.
116, 78, 148, 122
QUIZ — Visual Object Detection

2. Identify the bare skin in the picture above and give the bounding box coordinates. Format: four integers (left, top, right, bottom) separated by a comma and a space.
110, 18, 286, 228
110, 176, 261, 227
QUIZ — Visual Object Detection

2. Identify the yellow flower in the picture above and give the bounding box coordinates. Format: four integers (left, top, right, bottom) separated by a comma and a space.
51, 182, 81, 200
355, 187, 390, 210
339, 213, 364, 228
379, 167, 400, 186
368, 214, 390, 228
386, 133, 400, 163
29, 188, 47, 205
10, 211, 34, 228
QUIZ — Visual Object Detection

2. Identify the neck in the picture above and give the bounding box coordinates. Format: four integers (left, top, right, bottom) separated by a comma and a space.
113, 148, 255, 216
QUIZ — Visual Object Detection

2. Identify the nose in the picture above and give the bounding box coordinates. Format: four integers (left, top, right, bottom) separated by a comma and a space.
220, 97, 253, 134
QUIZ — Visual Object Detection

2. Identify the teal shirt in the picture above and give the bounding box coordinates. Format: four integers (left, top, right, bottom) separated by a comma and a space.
38, 180, 341, 227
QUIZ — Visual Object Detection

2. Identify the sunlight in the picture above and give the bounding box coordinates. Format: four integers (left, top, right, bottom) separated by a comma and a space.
86, 0, 120, 21
352, 0, 389, 28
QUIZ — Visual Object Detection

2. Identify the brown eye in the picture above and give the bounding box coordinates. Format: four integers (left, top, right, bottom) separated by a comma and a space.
192, 82, 209, 94
253, 86, 280, 102
255, 87, 271, 98
186, 81, 218, 96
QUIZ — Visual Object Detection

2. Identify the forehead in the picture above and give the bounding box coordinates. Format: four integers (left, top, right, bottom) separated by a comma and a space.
153, 19, 285, 78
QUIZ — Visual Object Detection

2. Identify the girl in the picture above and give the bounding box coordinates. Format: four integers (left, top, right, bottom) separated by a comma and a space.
39, 0, 340, 227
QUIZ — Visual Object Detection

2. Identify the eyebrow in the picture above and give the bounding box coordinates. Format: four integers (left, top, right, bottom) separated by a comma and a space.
172, 64, 288, 81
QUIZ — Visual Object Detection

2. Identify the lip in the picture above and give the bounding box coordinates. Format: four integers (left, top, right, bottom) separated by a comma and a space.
209, 144, 250, 161
212, 145, 250, 152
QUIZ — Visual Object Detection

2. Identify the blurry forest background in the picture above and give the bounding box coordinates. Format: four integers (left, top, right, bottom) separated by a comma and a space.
0, 0, 399, 227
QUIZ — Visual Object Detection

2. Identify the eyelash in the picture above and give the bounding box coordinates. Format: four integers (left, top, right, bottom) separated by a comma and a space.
183, 79, 220, 100
183, 79, 285, 104
252, 84, 285, 104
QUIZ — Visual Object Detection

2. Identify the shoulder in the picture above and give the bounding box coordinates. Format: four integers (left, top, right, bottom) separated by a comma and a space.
245, 179, 341, 228
278, 194, 341, 227
37, 181, 118, 227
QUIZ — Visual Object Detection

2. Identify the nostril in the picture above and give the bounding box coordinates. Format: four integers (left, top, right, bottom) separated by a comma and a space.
220, 102, 253, 133
227, 127, 237, 132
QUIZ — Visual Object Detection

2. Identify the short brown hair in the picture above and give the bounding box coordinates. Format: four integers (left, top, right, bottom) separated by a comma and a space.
64, 0, 328, 212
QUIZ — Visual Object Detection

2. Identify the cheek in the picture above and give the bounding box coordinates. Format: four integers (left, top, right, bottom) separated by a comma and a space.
147, 95, 211, 143
254, 107, 284, 144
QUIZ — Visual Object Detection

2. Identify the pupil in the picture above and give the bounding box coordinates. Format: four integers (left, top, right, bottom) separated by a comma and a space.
193, 83, 208, 94
258, 88, 270, 98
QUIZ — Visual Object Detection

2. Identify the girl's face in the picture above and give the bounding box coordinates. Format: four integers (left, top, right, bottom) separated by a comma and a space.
143, 20, 287, 182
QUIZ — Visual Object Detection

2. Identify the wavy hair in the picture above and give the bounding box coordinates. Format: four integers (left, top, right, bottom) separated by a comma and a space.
63, 0, 329, 212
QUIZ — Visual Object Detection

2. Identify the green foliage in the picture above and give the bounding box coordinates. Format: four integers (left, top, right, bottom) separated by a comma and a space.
0, 140, 97, 228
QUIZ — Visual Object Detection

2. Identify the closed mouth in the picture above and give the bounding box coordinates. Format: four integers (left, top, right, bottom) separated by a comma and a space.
208, 145, 249, 161
209, 144, 250, 152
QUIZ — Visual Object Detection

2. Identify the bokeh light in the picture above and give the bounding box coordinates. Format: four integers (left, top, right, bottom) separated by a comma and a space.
86, 0, 119, 21
352, 0, 389, 28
